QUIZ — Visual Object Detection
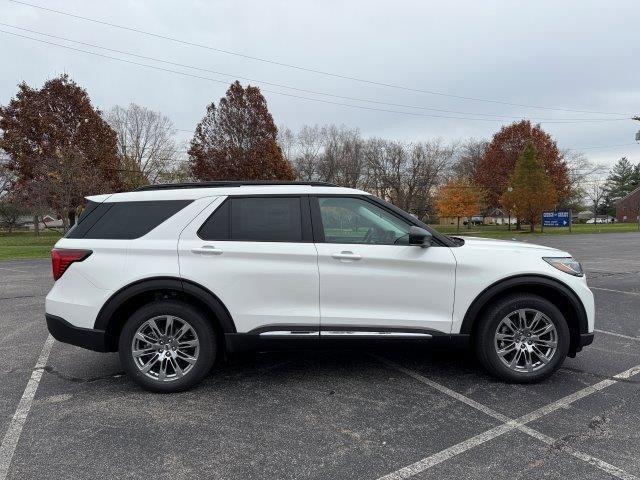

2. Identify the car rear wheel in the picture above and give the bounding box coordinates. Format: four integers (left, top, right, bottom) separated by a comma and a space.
475, 294, 570, 383
119, 300, 216, 392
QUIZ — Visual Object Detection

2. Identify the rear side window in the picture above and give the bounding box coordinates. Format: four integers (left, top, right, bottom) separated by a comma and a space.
198, 197, 303, 242
66, 200, 192, 239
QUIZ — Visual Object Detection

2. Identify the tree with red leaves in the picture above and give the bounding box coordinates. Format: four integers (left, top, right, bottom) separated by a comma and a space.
475, 120, 569, 209
188, 81, 294, 181
0, 75, 120, 228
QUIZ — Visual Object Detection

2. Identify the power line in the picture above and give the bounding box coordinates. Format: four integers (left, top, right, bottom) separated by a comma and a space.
4, 29, 627, 125
566, 143, 639, 151
0, 23, 629, 124
9, 0, 633, 117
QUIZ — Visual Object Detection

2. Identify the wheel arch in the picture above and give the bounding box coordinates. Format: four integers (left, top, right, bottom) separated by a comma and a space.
460, 274, 588, 356
95, 277, 236, 352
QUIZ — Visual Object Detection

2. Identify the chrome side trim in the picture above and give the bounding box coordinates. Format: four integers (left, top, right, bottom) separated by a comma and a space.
321, 331, 433, 338
259, 330, 319, 336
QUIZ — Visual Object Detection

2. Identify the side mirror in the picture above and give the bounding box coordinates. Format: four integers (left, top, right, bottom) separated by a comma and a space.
409, 226, 432, 247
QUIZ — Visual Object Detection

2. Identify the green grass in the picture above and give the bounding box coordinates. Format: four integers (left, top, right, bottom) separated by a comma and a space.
431, 222, 640, 238
0, 222, 638, 261
0, 231, 62, 261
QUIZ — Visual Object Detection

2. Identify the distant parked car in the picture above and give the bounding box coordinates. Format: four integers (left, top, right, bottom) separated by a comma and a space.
586, 217, 614, 224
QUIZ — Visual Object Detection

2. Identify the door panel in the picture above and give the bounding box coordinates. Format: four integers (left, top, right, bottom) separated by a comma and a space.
313, 196, 456, 334
316, 243, 456, 333
178, 196, 320, 333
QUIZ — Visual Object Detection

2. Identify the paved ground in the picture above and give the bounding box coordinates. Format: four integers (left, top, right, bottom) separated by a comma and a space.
0, 232, 639, 480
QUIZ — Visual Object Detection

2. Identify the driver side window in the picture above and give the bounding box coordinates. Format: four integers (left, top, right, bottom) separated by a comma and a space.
318, 197, 411, 245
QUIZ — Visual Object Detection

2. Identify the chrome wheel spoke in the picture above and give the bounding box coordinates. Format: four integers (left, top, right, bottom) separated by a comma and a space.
165, 316, 174, 337
178, 339, 199, 348
140, 353, 160, 373
532, 345, 551, 364
532, 338, 557, 348
529, 312, 543, 331
533, 323, 554, 336
158, 358, 168, 381
148, 319, 163, 340
496, 333, 515, 341
176, 350, 197, 365
509, 349, 522, 369
135, 332, 158, 344
502, 317, 518, 333
170, 357, 184, 378
523, 349, 534, 372
497, 343, 517, 356
517, 309, 527, 329
133, 347, 157, 357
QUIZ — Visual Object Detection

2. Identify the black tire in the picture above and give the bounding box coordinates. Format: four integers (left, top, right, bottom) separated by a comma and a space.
475, 294, 570, 383
118, 300, 216, 393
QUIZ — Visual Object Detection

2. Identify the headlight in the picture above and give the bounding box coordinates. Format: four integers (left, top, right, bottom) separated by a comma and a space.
543, 257, 584, 277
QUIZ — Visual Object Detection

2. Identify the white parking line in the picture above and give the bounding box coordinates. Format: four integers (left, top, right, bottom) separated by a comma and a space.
374, 356, 640, 480
595, 329, 640, 341
0, 335, 54, 480
591, 287, 640, 296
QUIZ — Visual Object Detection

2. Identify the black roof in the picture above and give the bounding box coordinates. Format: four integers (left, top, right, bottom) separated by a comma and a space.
135, 181, 336, 191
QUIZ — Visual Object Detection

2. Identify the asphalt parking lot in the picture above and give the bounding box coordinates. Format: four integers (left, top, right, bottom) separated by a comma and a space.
1, 232, 639, 480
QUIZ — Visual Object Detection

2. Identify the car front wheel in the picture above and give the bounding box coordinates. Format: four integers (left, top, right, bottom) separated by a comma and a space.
475, 294, 570, 383
119, 300, 216, 393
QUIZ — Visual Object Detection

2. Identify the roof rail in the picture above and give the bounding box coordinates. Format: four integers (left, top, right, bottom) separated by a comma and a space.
135, 181, 337, 191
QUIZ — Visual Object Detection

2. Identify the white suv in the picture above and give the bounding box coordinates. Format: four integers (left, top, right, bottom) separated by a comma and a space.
45, 182, 594, 392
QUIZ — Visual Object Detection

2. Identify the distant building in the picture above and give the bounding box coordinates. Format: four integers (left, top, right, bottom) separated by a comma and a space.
615, 186, 640, 223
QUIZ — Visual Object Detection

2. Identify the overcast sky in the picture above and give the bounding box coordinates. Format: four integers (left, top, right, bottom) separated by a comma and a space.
1, 0, 638, 169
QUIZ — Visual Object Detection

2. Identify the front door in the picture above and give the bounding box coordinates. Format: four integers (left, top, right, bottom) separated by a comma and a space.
312, 196, 456, 335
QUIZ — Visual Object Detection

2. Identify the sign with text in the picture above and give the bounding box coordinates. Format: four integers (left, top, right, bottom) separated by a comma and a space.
542, 210, 570, 227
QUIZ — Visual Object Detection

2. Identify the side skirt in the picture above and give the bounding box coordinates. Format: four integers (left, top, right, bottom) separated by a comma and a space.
225, 324, 470, 353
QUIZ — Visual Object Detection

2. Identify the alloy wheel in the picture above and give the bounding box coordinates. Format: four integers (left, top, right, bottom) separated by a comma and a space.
494, 308, 558, 373
131, 315, 200, 382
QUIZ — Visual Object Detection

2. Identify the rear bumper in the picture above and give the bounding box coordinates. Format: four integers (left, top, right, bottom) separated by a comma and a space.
46, 314, 108, 352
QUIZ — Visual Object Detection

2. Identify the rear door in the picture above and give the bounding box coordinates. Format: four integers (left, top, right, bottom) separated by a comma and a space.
312, 195, 457, 335
178, 195, 320, 334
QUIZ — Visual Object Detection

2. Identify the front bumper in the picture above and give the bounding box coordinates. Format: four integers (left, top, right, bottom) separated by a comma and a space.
46, 314, 108, 352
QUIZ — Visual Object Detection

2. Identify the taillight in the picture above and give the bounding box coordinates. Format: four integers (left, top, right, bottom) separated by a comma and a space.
51, 249, 92, 281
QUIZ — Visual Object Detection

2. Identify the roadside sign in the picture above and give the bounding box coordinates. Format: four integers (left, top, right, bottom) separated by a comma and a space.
542, 211, 570, 227
541, 210, 572, 232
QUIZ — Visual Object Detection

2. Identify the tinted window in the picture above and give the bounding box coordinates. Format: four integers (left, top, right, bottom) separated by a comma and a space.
197, 200, 230, 240
199, 197, 302, 242
67, 200, 192, 239
318, 197, 411, 245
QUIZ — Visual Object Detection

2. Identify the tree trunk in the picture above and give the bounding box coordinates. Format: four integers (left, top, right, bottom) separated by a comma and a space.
530, 221, 535, 233
68, 209, 76, 228
33, 214, 39, 236
516, 218, 521, 230
456, 217, 460, 232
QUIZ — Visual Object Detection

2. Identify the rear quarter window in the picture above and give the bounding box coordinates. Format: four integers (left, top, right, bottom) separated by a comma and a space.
66, 200, 192, 239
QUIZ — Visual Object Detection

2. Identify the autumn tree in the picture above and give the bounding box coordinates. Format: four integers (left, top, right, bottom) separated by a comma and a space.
0, 75, 120, 228
501, 143, 556, 232
188, 81, 294, 181
436, 178, 484, 232
476, 120, 569, 209
107, 103, 179, 189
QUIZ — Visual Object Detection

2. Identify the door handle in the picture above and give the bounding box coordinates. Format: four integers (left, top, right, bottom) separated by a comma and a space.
191, 245, 223, 255
331, 251, 362, 261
